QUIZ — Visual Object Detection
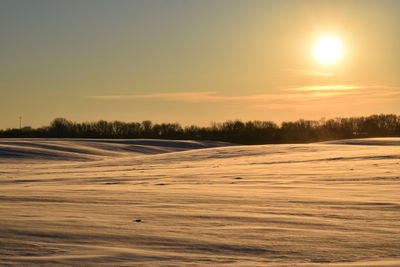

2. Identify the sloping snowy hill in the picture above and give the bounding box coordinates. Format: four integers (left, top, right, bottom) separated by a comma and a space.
323, 138, 400, 146
0, 138, 400, 266
0, 138, 234, 161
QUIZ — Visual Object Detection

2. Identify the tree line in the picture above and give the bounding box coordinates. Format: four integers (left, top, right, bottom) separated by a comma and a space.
1, 114, 399, 144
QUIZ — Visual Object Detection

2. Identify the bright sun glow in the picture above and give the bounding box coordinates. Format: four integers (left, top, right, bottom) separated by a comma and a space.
313, 36, 343, 64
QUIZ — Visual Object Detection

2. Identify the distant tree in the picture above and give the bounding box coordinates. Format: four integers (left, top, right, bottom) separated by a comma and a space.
49, 118, 74, 137
1, 114, 399, 144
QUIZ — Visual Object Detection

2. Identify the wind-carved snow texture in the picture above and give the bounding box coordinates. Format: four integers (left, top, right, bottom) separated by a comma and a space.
0, 138, 400, 266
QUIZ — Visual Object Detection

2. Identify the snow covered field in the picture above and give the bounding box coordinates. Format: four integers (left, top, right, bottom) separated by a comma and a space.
1, 138, 400, 266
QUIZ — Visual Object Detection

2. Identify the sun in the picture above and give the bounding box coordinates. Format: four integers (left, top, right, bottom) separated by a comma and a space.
313, 36, 343, 64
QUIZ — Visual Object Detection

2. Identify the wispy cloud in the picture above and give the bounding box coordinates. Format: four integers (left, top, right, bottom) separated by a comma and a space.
88, 83, 399, 111
89, 92, 292, 102
282, 68, 334, 77
89, 92, 218, 102
287, 85, 361, 92
254, 84, 400, 111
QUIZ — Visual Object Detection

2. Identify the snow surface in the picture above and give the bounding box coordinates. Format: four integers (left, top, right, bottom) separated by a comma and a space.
0, 138, 400, 266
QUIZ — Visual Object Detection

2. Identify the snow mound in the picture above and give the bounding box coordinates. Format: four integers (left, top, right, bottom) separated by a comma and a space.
322, 138, 400, 146
0, 138, 234, 161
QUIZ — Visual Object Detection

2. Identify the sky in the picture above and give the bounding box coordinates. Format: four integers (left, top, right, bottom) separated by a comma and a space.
1, 0, 399, 129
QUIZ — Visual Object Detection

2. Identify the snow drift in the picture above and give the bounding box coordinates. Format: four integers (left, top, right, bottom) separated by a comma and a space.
0, 138, 399, 266
0, 138, 234, 161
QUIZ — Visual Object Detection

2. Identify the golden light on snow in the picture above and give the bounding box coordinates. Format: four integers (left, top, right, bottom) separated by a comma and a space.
2, 138, 400, 265
313, 36, 343, 64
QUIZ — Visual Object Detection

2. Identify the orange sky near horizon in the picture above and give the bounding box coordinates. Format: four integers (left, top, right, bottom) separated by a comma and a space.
1, 0, 399, 129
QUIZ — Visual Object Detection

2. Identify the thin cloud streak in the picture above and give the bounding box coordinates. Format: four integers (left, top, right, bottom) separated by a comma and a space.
89, 92, 217, 102
282, 68, 334, 77
89, 89, 359, 102
88, 83, 399, 111
89, 92, 304, 102
254, 86, 400, 111
287, 85, 361, 92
